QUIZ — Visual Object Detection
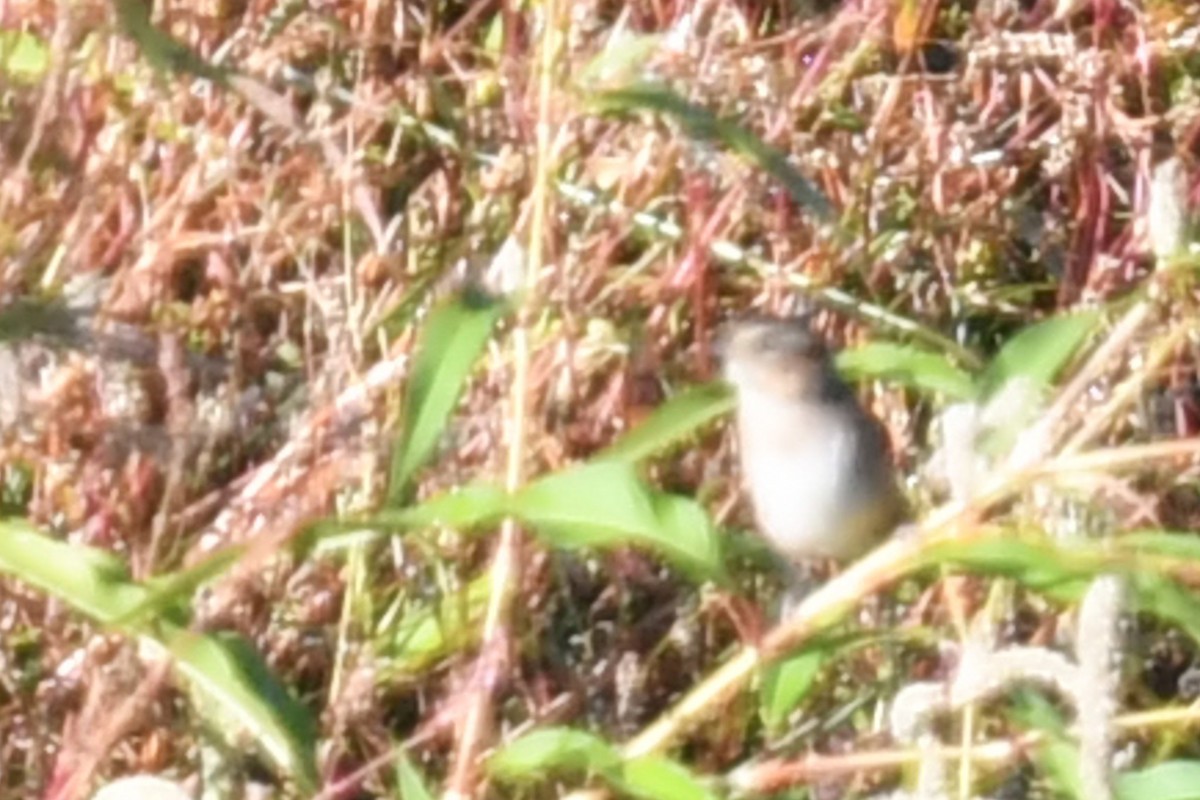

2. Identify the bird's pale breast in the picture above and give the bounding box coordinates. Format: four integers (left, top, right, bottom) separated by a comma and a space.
736, 390, 894, 561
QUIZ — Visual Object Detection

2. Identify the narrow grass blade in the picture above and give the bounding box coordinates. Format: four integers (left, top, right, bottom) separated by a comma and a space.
111, 0, 222, 80
309, 482, 510, 552
376, 482, 509, 530
836, 342, 976, 399
512, 461, 726, 582
590, 82, 833, 221
597, 382, 734, 463
1116, 531, 1200, 560
388, 291, 506, 501
920, 535, 1097, 601
116, 545, 246, 626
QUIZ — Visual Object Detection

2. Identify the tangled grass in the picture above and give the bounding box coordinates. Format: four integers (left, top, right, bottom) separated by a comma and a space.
2, 1, 1200, 798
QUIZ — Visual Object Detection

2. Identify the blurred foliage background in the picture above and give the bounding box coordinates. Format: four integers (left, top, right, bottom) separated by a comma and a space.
2, 1, 1200, 798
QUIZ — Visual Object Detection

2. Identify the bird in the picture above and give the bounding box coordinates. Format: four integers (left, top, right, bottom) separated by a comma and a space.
719, 317, 906, 609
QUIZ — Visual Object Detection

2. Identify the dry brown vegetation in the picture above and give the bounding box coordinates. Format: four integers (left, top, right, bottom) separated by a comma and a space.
2, 1, 1200, 798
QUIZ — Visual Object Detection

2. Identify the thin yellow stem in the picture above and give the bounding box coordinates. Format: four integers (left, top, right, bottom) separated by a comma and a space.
444, 4, 562, 798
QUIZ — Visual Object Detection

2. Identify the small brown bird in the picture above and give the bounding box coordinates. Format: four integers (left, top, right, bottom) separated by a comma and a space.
720, 317, 905, 602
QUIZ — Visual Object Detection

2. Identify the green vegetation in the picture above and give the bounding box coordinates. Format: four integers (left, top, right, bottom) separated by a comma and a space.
1, 2, 1200, 798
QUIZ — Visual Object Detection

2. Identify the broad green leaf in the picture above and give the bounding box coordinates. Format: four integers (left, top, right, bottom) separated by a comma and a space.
597, 382, 734, 463
1118, 761, 1200, 800
0, 30, 50, 84
758, 638, 844, 734
929, 533, 1200, 647
589, 82, 833, 221
0, 521, 317, 790
836, 342, 975, 399
760, 647, 828, 730
512, 461, 725, 582
620, 755, 719, 800
0, 518, 148, 621
760, 632, 882, 729
163, 627, 318, 792
396, 751, 437, 800
978, 311, 1100, 398
489, 728, 622, 779
389, 292, 506, 501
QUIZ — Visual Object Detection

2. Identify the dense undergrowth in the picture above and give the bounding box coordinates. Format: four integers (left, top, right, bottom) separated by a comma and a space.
2, 1, 1200, 798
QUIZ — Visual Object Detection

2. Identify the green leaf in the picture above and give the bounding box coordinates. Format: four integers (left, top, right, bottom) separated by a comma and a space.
928, 532, 1200, 648
597, 382, 734, 463
116, 544, 246, 626
111, 0, 222, 80
0, 520, 317, 790
376, 482, 509, 530
620, 755, 719, 800
1118, 531, 1200, 560
1036, 738, 1086, 800
836, 342, 976, 399
978, 311, 1100, 398
760, 647, 828, 730
489, 728, 621, 780
0, 30, 50, 84
921, 535, 1097, 601
164, 627, 318, 792
383, 575, 489, 674
1129, 573, 1200, 647
388, 292, 506, 501
396, 751, 437, 800
512, 461, 725, 582
575, 33, 663, 89
1011, 691, 1085, 800
371, 271, 440, 343
309, 483, 509, 553
0, 298, 82, 343
489, 729, 717, 800
1118, 761, 1200, 800
0, 518, 148, 621
589, 82, 833, 221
